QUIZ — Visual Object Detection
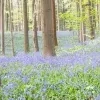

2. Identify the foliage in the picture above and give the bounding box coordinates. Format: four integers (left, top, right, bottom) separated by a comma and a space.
0, 33, 100, 100
0, 63, 100, 100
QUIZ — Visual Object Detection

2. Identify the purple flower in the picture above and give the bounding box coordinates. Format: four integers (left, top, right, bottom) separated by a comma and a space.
95, 94, 100, 100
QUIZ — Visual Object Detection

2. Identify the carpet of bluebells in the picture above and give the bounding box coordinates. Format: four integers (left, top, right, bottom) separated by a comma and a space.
0, 32, 100, 100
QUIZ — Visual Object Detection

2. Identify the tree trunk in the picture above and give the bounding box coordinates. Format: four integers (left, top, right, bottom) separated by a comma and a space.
32, 0, 35, 13
41, 0, 56, 57
23, 0, 30, 53
17, 0, 20, 31
76, 0, 80, 42
9, 0, 15, 56
32, 0, 39, 52
57, 0, 60, 31
88, 0, 95, 40
1, 0, 5, 55
79, 0, 84, 44
51, 0, 58, 46
97, 3, 100, 30
33, 14, 39, 52
0, 0, 1, 32
37, 0, 41, 31
5, 0, 9, 31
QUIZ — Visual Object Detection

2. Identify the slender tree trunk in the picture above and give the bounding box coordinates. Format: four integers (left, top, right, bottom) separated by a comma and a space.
51, 0, 58, 46
97, 2, 100, 30
32, 0, 35, 14
38, 0, 41, 31
1, 0, 5, 55
41, 0, 56, 57
79, 0, 84, 43
76, 0, 80, 42
5, 0, 9, 31
17, 0, 20, 31
32, 0, 39, 52
0, 0, 1, 32
62, 1, 65, 30
77, 0, 83, 43
11, 0, 14, 31
23, 0, 30, 53
97, 0, 99, 31
33, 14, 39, 52
21, 0, 23, 31
88, 0, 95, 40
82, 4, 86, 42
9, 0, 15, 56
57, 0, 60, 31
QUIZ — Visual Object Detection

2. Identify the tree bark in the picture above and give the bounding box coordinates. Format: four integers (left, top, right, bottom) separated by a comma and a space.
32, 0, 39, 52
51, 0, 58, 46
41, 0, 56, 57
88, 0, 95, 40
1, 0, 5, 55
57, 0, 60, 31
37, 0, 41, 31
0, 0, 1, 32
33, 14, 39, 52
23, 0, 30, 53
5, 0, 9, 31
9, 0, 15, 56
32, 0, 35, 13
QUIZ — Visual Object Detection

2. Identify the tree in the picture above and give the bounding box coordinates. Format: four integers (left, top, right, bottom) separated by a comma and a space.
0, 0, 1, 31
32, 0, 39, 52
8, 0, 15, 56
79, 0, 86, 43
41, 0, 56, 57
23, 0, 30, 53
32, 0, 35, 13
1, 0, 5, 55
57, 0, 60, 31
88, 0, 95, 40
51, 0, 58, 46
37, 0, 41, 31
5, 0, 9, 31
33, 14, 39, 52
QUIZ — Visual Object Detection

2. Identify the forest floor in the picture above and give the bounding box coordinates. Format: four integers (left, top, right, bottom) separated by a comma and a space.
0, 31, 100, 100
1, 31, 100, 67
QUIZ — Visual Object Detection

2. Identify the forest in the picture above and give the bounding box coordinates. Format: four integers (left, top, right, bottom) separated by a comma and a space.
0, 0, 100, 100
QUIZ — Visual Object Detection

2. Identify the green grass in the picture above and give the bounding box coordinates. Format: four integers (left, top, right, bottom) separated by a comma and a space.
1, 64, 100, 100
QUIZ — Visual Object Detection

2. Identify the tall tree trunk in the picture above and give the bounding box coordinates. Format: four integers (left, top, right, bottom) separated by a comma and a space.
32, 0, 39, 52
17, 0, 20, 31
57, 0, 60, 31
9, 0, 15, 56
41, 0, 56, 57
77, 0, 86, 43
1, 0, 5, 55
88, 0, 95, 40
11, 0, 14, 31
79, 0, 84, 43
5, 0, 9, 31
62, 1, 65, 30
32, 0, 35, 14
38, 0, 41, 31
21, 0, 23, 31
23, 0, 30, 53
0, 0, 1, 32
97, 2, 100, 30
76, 0, 80, 42
51, 0, 58, 46
81, 2, 87, 42
33, 14, 39, 52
